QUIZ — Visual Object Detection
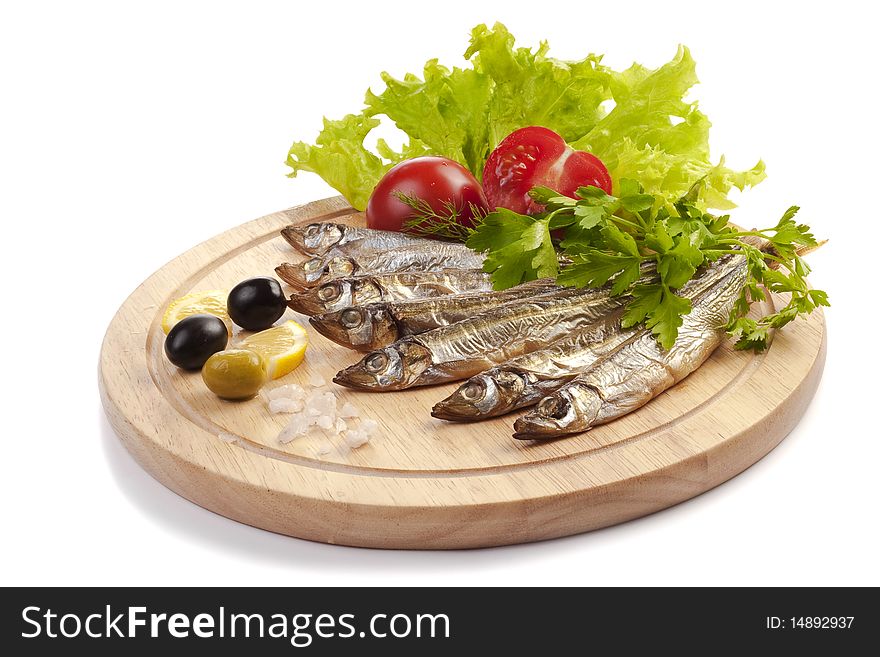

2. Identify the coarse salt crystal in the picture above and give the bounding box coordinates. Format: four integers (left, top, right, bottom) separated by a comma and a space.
317, 392, 337, 414
334, 417, 347, 434
308, 372, 326, 387
305, 391, 336, 416
278, 414, 310, 443
268, 398, 303, 414
344, 429, 370, 449
316, 415, 334, 430
306, 407, 322, 417
217, 433, 237, 443
339, 402, 359, 419
360, 418, 380, 436
267, 384, 306, 401
315, 441, 334, 456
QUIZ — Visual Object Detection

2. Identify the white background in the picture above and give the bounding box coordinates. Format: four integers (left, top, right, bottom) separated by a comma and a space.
2, 0, 877, 586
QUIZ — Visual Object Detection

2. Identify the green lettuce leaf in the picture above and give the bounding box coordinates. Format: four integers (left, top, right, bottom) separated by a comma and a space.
365, 59, 491, 174
285, 24, 763, 212
464, 23, 611, 148
286, 114, 390, 211
571, 46, 765, 209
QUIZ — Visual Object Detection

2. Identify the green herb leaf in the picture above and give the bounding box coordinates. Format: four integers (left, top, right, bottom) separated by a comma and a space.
646, 287, 693, 349
657, 237, 704, 289
574, 205, 607, 229
468, 182, 828, 351
576, 185, 618, 205
466, 208, 533, 253
558, 252, 641, 289
620, 284, 691, 349
609, 259, 644, 296
467, 209, 557, 288
397, 192, 486, 241
644, 221, 674, 253
729, 317, 771, 351
601, 223, 640, 257
622, 284, 664, 327
620, 193, 655, 213
529, 186, 574, 207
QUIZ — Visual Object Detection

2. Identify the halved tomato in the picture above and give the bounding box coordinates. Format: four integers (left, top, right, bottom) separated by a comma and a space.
482, 126, 612, 214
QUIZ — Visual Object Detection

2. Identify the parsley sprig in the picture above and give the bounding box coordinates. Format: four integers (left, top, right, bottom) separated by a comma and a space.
465, 180, 828, 351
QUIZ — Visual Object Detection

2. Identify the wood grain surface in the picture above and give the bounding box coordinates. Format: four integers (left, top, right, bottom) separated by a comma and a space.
99, 196, 827, 549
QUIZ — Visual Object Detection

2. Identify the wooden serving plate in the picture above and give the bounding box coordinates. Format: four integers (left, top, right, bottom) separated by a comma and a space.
99, 196, 826, 549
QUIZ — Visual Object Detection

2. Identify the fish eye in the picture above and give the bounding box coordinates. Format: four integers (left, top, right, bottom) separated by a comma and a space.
305, 224, 320, 237
317, 283, 340, 301
461, 380, 485, 401
303, 257, 324, 273
341, 308, 363, 328
365, 352, 388, 373
537, 395, 569, 419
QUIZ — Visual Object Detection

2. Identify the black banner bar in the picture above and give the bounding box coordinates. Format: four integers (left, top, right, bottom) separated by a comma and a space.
1, 587, 873, 654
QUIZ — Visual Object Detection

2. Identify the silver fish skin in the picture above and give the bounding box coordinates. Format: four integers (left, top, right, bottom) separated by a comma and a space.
431, 314, 634, 420
281, 222, 433, 257
309, 279, 561, 352
286, 269, 493, 316
433, 256, 739, 421
512, 257, 749, 440
333, 287, 628, 391
277, 242, 485, 289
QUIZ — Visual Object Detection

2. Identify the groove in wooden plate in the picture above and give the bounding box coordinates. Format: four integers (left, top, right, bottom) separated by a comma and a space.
99, 196, 826, 548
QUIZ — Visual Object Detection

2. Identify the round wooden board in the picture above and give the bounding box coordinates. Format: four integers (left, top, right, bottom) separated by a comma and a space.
100, 196, 826, 549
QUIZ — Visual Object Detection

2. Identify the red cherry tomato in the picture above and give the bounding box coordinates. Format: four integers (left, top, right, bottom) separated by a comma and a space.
482, 126, 612, 214
366, 156, 489, 232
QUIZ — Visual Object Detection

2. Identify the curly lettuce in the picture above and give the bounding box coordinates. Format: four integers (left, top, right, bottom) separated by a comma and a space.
285, 114, 388, 211
570, 46, 765, 208
286, 23, 763, 211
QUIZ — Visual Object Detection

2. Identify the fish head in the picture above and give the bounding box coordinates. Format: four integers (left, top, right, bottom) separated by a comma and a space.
333, 341, 432, 390
280, 254, 356, 289
432, 369, 528, 420
286, 279, 350, 315
275, 263, 308, 290
512, 385, 601, 439
294, 254, 358, 288
310, 306, 399, 351
281, 223, 345, 255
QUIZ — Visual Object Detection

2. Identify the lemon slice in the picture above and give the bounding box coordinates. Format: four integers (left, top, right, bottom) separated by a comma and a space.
240, 320, 309, 380
162, 290, 231, 334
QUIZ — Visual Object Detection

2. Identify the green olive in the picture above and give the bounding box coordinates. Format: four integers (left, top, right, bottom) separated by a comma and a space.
201, 349, 267, 400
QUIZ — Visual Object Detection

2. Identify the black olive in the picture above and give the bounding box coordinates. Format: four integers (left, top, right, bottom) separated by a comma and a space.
164, 314, 229, 370
227, 277, 286, 331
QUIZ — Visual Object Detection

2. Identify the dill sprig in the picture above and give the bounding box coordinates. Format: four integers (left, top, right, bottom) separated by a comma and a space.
395, 191, 488, 242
